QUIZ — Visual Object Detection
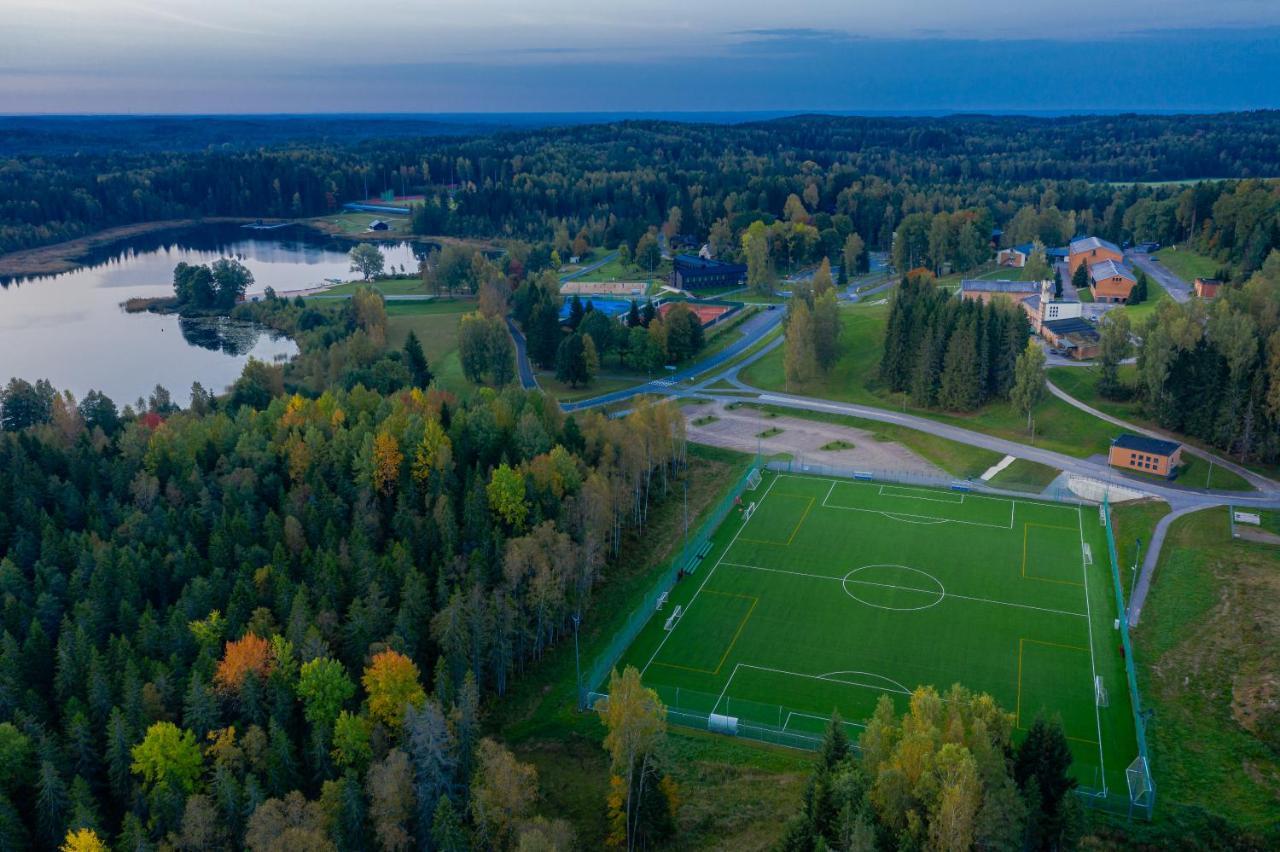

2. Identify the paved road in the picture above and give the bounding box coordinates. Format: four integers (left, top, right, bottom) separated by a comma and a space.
1127, 503, 1204, 625
1046, 379, 1274, 492
559, 251, 620, 284
1127, 250, 1192, 303
506, 318, 538, 390
561, 306, 785, 411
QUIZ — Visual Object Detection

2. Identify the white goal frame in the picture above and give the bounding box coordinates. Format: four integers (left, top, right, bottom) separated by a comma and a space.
746, 468, 763, 491
663, 605, 683, 631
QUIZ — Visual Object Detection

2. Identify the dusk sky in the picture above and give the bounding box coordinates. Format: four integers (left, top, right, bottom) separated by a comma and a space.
5, 0, 1280, 113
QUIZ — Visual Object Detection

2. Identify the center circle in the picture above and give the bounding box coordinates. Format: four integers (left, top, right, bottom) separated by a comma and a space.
842, 564, 946, 611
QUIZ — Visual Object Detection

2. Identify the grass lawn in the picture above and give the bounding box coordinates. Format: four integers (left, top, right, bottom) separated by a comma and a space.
1107, 500, 1171, 599
320, 276, 430, 297
384, 300, 472, 393
987, 458, 1061, 492
1131, 508, 1280, 831
1150, 247, 1222, 284
1047, 367, 1262, 490
491, 445, 813, 850
535, 371, 639, 402
616, 470, 1137, 795
1077, 287, 1095, 303
1115, 289, 1169, 325
307, 211, 413, 236
741, 304, 1122, 460
571, 254, 666, 284
741, 402, 1003, 480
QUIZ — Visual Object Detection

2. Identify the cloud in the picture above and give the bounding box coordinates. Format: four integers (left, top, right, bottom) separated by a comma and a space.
121, 2, 266, 36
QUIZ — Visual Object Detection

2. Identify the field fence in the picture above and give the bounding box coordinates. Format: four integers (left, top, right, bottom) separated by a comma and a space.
1103, 498, 1155, 819
580, 457, 760, 708
765, 457, 1086, 503
587, 688, 844, 752
585, 460, 1154, 819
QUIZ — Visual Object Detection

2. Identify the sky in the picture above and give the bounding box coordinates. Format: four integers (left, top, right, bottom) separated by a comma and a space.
4, 0, 1280, 114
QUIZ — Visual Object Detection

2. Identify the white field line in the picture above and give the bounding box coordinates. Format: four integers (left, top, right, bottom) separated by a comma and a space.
641, 474, 781, 677
784, 710, 866, 732
741, 663, 912, 697
711, 663, 741, 716
981, 454, 1018, 481
719, 561, 1088, 619
878, 483, 965, 504
1077, 505, 1108, 794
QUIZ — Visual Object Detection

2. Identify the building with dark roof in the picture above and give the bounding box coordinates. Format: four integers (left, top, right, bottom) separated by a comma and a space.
1109, 433, 1183, 478
1041, 317, 1100, 359
670, 255, 747, 292
959, 279, 1041, 304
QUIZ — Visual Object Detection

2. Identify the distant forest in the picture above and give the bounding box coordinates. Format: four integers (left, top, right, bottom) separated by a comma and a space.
3, 113, 1280, 274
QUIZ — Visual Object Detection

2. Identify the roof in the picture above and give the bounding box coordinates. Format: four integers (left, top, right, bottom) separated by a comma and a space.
1013, 242, 1069, 259
1070, 235, 1122, 256
1089, 259, 1135, 283
1112, 433, 1181, 457
673, 254, 745, 272
1195, 278, 1222, 287
960, 279, 1039, 294
1042, 317, 1098, 338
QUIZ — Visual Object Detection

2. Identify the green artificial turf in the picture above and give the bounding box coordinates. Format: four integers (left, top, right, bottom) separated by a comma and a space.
614, 470, 1138, 796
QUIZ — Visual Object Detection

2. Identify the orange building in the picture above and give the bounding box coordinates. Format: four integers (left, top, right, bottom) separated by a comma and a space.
1108, 434, 1183, 479
1089, 260, 1137, 303
1194, 277, 1222, 299
1068, 236, 1124, 276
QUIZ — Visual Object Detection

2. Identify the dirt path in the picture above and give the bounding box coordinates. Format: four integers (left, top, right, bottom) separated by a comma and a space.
685, 401, 944, 476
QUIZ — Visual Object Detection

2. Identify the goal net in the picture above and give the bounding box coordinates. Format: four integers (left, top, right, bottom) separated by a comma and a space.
1126, 756, 1154, 810
1095, 675, 1109, 708
664, 605, 683, 632
1083, 543, 1093, 567
656, 591, 668, 611
746, 468, 762, 491
743, 501, 757, 521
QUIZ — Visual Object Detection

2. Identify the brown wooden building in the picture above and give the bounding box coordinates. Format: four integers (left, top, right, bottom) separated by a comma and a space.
1089, 260, 1137, 303
1068, 236, 1124, 276
1194, 277, 1222, 299
1108, 434, 1183, 479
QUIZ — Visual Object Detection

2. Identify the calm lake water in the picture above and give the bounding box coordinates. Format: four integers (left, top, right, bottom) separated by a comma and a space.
0, 224, 429, 405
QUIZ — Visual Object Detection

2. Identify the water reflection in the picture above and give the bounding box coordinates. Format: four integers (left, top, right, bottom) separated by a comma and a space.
0, 223, 437, 403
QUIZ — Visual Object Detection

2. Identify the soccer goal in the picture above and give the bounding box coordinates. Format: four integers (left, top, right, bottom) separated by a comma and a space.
1094, 675, 1109, 708
1126, 756, 1154, 814
664, 605, 683, 632
743, 501, 757, 521
746, 468, 762, 491
1083, 543, 1093, 567
656, 591, 668, 612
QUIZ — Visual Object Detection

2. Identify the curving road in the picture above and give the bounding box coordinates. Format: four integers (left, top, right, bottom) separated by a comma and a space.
516, 272, 1280, 629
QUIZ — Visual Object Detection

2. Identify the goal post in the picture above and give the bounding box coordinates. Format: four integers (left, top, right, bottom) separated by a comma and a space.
1095, 675, 1108, 708
1126, 756, 1154, 815
663, 605, 683, 632
746, 468, 763, 491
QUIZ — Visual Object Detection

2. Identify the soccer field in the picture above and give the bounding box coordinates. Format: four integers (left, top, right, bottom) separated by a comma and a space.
615, 470, 1140, 796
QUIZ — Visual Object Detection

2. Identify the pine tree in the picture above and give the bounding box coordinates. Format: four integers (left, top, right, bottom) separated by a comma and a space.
555, 333, 589, 388
1071, 263, 1089, 297
568, 295, 585, 329
403, 330, 433, 388
939, 320, 981, 411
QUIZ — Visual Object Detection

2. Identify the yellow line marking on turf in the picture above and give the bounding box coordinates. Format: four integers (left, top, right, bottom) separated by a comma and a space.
1021, 524, 1085, 587
786, 497, 816, 545
710, 594, 758, 676
650, 661, 716, 674
1016, 637, 1095, 740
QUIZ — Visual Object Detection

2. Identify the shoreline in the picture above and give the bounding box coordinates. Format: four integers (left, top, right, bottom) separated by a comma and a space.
0, 217, 504, 280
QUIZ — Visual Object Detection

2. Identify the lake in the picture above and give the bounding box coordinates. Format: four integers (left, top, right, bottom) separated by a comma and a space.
0, 224, 430, 405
